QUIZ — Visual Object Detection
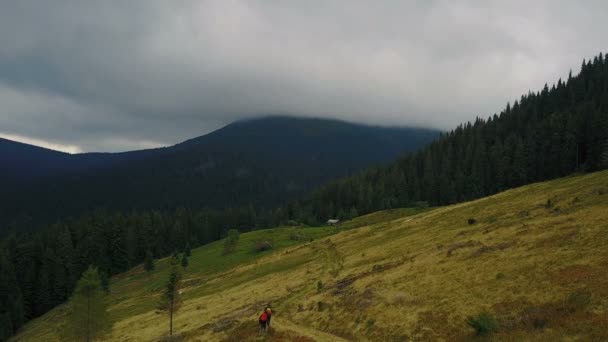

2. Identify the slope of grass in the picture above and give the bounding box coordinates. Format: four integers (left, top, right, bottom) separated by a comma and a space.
12, 171, 608, 341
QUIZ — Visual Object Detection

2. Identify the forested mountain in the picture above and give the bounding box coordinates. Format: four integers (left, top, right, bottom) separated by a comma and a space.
295, 54, 608, 221
0, 138, 71, 183
0, 138, 163, 186
0, 116, 438, 233
0, 117, 440, 338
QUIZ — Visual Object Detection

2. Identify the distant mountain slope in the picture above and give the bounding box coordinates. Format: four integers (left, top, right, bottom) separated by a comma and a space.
0, 116, 439, 228
13, 170, 608, 341
0, 137, 164, 185
0, 137, 71, 182
298, 54, 608, 221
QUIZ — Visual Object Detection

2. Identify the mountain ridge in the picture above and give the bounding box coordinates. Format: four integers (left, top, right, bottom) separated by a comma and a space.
0, 116, 439, 231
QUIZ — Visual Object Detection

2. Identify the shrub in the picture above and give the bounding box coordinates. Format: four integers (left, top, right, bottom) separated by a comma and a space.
286, 220, 300, 226
566, 289, 592, 312
289, 229, 306, 241
392, 292, 407, 305
466, 312, 498, 336
316, 280, 324, 292
545, 198, 554, 209
414, 201, 429, 209
317, 301, 326, 311
254, 239, 273, 252
223, 229, 240, 254
467, 218, 477, 225
532, 318, 547, 329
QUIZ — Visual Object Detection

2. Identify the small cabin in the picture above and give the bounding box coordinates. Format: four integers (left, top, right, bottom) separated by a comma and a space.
327, 219, 340, 226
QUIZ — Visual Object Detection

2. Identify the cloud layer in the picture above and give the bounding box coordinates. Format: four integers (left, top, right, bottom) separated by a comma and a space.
1, 1, 607, 152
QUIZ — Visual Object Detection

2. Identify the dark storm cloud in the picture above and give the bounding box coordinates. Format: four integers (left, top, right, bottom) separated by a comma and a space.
1, 0, 607, 152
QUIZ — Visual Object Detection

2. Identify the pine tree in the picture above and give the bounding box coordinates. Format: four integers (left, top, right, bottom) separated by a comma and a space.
181, 254, 189, 268
223, 229, 240, 254
0, 312, 12, 342
99, 271, 110, 294
184, 242, 191, 257
51, 252, 68, 303
56, 226, 77, 293
0, 252, 25, 339
158, 266, 182, 337
601, 139, 608, 169
35, 251, 51, 316
169, 252, 180, 266
347, 206, 359, 220
62, 266, 111, 342
144, 250, 155, 272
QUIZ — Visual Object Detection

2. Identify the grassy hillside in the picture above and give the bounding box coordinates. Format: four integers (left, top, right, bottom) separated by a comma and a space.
13, 171, 608, 341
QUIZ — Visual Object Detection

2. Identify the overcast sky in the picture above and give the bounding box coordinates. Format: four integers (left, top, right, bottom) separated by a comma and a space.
1, 1, 606, 153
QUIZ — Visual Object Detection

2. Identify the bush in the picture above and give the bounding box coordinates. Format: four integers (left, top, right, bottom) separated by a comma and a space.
468, 218, 477, 225
466, 312, 498, 336
286, 220, 300, 226
566, 289, 592, 312
254, 239, 273, 252
316, 280, 324, 292
223, 229, 240, 254
289, 229, 306, 241
392, 292, 407, 305
317, 301, 326, 311
414, 201, 429, 209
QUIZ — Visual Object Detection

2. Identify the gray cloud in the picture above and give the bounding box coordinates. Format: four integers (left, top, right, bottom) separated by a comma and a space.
1, 0, 607, 152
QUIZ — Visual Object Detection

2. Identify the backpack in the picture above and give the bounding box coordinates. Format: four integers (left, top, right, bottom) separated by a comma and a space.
260, 312, 268, 321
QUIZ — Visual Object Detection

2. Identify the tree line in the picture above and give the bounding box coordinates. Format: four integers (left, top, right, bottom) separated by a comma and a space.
290, 53, 608, 221
0, 205, 288, 340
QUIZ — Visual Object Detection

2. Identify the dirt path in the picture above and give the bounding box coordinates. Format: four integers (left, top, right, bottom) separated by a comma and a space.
272, 317, 349, 342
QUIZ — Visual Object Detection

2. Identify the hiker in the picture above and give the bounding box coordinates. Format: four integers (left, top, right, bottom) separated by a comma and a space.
265, 307, 272, 327
259, 310, 269, 333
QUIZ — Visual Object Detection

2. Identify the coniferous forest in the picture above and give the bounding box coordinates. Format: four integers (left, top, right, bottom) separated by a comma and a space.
299, 54, 608, 221
1, 53, 608, 339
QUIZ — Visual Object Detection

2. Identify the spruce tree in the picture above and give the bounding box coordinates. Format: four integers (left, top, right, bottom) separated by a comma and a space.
144, 250, 154, 272
169, 252, 180, 266
0, 252, 25, 339
181, 254, 189, 268
601, 139, 608, 169
158, 266, 182, 337
0, 313, 12, 342
35, 252, 51, 316
184, 242, 191, 257
99, 271, 110, 294
62, 266, 111, 342
56, 226, 77, 293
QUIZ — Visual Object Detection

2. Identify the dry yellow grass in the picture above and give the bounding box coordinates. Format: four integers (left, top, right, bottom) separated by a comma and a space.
13, 171, 608, 341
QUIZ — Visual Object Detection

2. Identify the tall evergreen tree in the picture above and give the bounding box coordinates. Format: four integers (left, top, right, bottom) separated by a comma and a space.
35, 250, 52, 316
0, 313, 12, 342
158, 266, 182, 337
99, 271, 110, 294
62, 266, 111, 342
184, 242, 191, 257
0, 252, 25, 339
181, 254, 189, 268
601, 139, 608, 169
144, 250, 155, 272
